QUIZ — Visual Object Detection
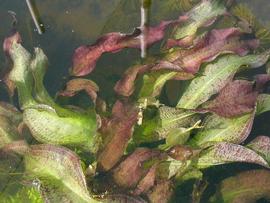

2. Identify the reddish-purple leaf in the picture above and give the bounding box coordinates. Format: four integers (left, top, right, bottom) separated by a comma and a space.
254, 74, 270, 91
133, 164, 158, 195
200, 75, 270, 117
201, 80, 258, 117
115, 64, 195, 97
58, 78, 99, 103
104, 194, 147, 203
3, 31, 21, 56
197, 142, 269, 169
168, 145, 197, 162
165, 36, 195, 49
0, 102, 22, 125
72, 21, 178, 76
113, 148, 160, 188
2, 31, 22, 97
2, 140, 29, 155
147, 180, 174, 203
153, 28, 259, 74
97, 101, 139, 171
247, 136, 270, 163
114, 64, 153, 97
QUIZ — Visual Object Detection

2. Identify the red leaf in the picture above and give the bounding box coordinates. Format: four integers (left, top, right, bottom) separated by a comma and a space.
58, 78, 99, 103
114, 64, 153, 97
3, 31, 21, 56
247, 136, 270, 163
97, 101, 139, 171
202, 80, 258, 117
168, 145, 196, 161
113, 148, 160, 188
2, 31, 22, 97
72, 21, 178, 76
133, 164, 158, 195
254, 74, 270, 91
201, 75, 270, 118
153, 28, 259, 74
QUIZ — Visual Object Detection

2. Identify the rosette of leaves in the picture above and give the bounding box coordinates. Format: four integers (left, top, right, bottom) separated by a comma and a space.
1, 141, 102, 203
4, 34, 98, 153
1, 0, 270, 202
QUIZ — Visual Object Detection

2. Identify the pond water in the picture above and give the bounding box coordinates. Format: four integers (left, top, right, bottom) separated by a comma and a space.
0, 0, 270, 202
0, 0, 269, 99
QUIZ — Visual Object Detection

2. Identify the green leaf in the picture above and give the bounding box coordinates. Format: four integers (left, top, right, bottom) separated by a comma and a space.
160, 120, 201, 150
139, 71, 177, 99
0, 186, 43, 203
133, 107, 161, 145
133, 106, 199, 144
138, 70, 194, 101
197, 142, 269, 169
232, 4, 270, 46
256, 94, 270, 115
247, 136, 270, 164
157, 106, 199, 139
23, 105, 98, 152
30, 48, 55, 106
175, 168, 203, 185
8, 43, 37, 109
210, 170, 270, 203
189, 112, 254, 147
0, 116, 21, 147
177, 51, 270, 109
23, 144, 99, 203
30, 47, 80, 117
156, 157, 189, 179
173, 0, 227, 40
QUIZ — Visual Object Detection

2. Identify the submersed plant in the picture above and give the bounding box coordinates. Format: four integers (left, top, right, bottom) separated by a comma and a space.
1, 0, 270, 202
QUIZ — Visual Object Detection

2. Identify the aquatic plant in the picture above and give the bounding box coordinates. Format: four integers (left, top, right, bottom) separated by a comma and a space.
1, 0, 270, 202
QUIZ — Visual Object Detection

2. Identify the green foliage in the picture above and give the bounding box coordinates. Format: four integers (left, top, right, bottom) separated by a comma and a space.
189, 112, 254, 147
232, 4, 270, 46
1, 0, 270, 202
177, 51, 270, 109
23, 106, 97, 152
0, 187, 43, 203
173, 0, 227, 40
210, 170, 270, 203
139, 71, 178, 100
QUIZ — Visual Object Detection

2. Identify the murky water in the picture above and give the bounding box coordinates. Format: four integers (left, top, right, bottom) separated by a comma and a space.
0, 0, 269, 98
0, 0, 270, 202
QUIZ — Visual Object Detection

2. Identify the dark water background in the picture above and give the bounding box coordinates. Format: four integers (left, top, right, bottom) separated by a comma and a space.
0, 0, 269, 101
0, 0, 270, 202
